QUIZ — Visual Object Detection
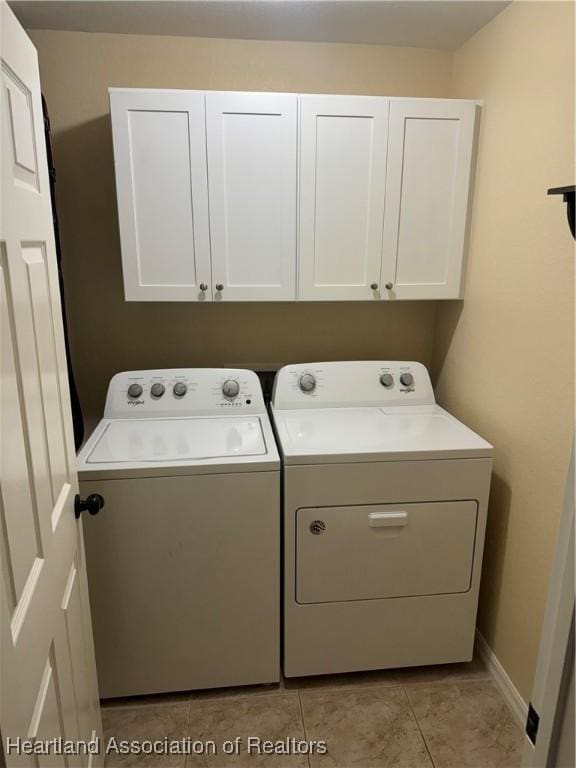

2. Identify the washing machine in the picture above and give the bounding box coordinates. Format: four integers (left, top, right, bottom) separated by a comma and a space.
77, 368, 280, 698
271, 361, 493, 678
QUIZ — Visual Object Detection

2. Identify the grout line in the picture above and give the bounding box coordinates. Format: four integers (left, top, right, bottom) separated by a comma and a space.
100, 696, 191, 712
402, 686, 437, 768
295, 682, 405, 698
297, 692, 311, 768
184, 697, 193, 768
188, 688, 295, 706
401, 674, 490, 689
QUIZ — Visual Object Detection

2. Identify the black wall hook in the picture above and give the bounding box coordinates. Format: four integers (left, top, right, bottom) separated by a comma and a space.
547, 185, 575, 239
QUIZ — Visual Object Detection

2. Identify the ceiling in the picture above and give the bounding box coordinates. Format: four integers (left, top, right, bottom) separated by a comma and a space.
10, 0, 510, 51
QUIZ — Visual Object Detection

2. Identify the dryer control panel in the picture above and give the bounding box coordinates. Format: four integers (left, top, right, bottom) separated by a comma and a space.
104, 369, 267, 418
271, 361, 435, 409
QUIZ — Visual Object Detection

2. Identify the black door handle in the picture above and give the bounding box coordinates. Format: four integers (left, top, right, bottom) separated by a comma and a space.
75, 493, 105, 519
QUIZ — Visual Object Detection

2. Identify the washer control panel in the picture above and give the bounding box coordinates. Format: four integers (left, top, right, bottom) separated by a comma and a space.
105, 369, 266, 418
272, 361, 435, 409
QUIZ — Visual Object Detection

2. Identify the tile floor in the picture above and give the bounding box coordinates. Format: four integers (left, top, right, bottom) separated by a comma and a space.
101, 657, 524, 767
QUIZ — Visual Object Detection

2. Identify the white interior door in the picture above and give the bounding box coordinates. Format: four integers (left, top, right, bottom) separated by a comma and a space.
298, 95, 389, 301
381, 99, 478, 300
1, 4, 103, 765
206, 92, 297, 301
110, 88, 212, 301
522, 445, 575, 768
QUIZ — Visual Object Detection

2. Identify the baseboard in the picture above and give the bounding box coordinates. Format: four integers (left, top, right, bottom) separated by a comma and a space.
475, 629, 528, 729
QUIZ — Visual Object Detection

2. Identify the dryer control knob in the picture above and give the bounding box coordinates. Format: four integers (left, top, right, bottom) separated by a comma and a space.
299, 373, 316, 393
380, 373, 394, 388
173, 382, 188, 398
127, 383, 143, 399
222, 379, 240, 398
400, 373, 414, 387
150, 382, 165, 398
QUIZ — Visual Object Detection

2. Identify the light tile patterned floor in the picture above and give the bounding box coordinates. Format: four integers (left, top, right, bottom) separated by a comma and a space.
101, 658, 523, 767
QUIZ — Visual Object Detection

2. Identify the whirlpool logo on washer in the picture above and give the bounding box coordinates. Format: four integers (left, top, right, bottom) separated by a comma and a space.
127, 399, 144, 406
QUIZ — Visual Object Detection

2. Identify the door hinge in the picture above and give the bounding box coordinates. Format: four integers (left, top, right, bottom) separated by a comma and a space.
525, 702, 540, 745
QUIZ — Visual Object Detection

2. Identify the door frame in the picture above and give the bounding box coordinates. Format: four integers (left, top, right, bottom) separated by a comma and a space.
522, 444, 575, 767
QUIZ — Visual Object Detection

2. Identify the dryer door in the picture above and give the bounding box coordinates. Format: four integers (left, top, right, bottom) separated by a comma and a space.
296, 501, 477, 603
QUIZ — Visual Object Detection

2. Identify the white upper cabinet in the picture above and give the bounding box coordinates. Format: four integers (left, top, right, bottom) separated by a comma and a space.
299, 96, 390, 301
381, 100, 478, 300
206, 92, 297, 301
110, 89, 479, 303
110, 89, 211, 301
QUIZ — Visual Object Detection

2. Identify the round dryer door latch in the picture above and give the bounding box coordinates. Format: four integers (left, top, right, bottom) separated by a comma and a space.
309, 520, 326, 535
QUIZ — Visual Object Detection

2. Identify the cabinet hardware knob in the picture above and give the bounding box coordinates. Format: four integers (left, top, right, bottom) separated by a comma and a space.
385, 282, 394, 290
199, 283, 208, 291
216, 283, 224, 291
370, 282, 379, 290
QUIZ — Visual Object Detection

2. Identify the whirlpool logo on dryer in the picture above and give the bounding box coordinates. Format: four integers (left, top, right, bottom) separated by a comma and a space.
127, 399, 144, 406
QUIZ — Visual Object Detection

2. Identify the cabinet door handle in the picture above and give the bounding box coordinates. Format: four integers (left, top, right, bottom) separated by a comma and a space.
368, 511, 408, 527
199, 283, 208, 291
385, 282, 394, 290
216, 283, 224, 292
370, 282, 379, 290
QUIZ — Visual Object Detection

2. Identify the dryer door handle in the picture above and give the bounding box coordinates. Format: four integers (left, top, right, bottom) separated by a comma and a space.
368, 511, 408, 528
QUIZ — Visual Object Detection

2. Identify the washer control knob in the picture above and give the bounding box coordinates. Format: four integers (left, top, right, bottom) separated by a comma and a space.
222, 379, 240, 399
400, 373, 414, 387
150, 382, 165, 398
127, 383, 143, 399
299, 373, 316, 393
173, 382, 188, 398
380, 373, 394, 388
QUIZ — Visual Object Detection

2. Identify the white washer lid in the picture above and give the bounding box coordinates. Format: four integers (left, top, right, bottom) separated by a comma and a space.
272, 406, 493, 464
86, 416, 266, 464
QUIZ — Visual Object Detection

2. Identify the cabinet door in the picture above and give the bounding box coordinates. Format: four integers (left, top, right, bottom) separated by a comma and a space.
110, 89, 212, 301
299, 96, 389, 301
206, 92, 297, 301
381, 100, 478, 300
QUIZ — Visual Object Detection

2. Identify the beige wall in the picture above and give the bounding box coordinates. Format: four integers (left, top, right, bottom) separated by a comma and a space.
29, 29, 452, 424
433, 0, 575, 701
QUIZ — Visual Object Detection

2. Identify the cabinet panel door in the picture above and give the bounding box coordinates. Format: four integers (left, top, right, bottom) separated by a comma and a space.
110, 90, 212, 301
299, 96, 389, 301
206, 92, 297, 301
381, 100, 478, 300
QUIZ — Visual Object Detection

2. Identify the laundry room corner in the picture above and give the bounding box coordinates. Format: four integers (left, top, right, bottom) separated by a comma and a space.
431, 0, 575, 707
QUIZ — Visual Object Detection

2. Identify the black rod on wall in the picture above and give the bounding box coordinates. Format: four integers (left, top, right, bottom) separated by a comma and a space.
547, 185, 575, 240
